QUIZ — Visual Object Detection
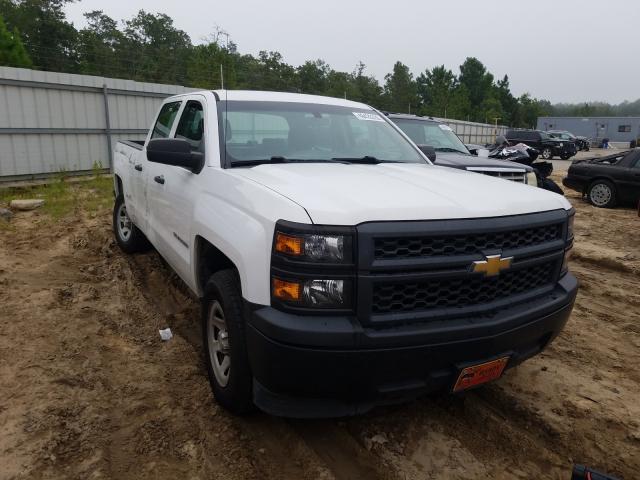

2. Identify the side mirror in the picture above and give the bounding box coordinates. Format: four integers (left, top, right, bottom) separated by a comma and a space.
418, 145, 436, 162
147, 138, 203, 173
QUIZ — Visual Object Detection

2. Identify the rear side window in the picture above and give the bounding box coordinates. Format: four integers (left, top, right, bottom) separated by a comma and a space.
151, 101, 182, 139
175, 100, 205, 152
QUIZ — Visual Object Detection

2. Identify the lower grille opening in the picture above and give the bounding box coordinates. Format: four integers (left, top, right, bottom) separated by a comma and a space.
372, 261, 555, 315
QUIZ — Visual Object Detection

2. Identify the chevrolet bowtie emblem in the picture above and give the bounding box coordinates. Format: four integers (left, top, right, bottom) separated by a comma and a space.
472, 254, 513, 277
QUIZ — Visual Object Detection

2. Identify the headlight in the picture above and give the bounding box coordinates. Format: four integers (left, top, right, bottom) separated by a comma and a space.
526, 171, 538, 186
271, 221, 356, 312
274, 231, 352, 263
272, 277, 351, 308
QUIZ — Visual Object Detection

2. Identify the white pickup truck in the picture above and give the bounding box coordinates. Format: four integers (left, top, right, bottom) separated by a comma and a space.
113, 90, 577, 417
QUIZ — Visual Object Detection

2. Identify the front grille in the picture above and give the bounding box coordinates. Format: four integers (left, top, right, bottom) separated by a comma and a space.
374, 223, 562, 260
372, 261, 555, 314
474, 170, 526, 183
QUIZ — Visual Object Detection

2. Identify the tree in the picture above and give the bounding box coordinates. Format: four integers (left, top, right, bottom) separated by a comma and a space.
458, 57, 494, 120
351, 62, 383, 106
383, 61, 418, 113
297, 59, 329, 94
76, 11, 123, 77
0, 15, 31, 67
123, 10, 192, 84
494, 75, 517, 126
1, 0, 77, 71
417, 65, 456, 117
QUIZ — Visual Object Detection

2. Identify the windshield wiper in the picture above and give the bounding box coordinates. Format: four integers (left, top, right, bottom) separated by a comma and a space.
434, 147, 469, 155
330, 156, 401, 164
230, 156, 345, 167
229, 156, 292, 167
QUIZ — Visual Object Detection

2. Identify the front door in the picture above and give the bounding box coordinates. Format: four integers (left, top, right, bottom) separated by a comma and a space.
144, 97, 207, 285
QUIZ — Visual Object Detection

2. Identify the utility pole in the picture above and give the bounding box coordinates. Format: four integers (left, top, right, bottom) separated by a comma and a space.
220, 64, 224, 90
493, 117, 501, 141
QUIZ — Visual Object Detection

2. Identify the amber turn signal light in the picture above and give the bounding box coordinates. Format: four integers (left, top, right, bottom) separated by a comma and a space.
275, 232, 303, 256
272, 278, 301, 302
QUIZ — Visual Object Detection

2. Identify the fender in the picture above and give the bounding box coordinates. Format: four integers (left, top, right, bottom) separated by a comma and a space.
190, 170, 311, 304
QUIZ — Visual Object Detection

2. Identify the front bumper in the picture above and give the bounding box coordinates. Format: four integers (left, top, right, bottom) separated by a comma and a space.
245, 273, 578, 417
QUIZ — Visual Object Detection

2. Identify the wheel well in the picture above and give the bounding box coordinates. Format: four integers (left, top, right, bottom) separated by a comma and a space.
115, 175, 123, 197
587, 177, 615, 190
195, 236, 237, 292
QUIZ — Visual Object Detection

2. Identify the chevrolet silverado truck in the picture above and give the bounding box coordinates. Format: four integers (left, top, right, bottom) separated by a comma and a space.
112, 90, 578, 418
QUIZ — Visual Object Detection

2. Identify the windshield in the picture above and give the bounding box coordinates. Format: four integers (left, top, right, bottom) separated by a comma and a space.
218, 101, 426, 166
392, 118, 470, 155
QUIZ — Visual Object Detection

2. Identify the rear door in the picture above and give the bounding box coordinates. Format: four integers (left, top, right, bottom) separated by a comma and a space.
136, 100, 182, 235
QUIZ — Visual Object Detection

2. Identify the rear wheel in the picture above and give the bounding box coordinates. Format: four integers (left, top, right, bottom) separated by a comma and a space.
560, 153, 571, 160
541, 147, 553, 160
588, 180, 617, 208
113, 194, 150, 253
202, 269, 253, 414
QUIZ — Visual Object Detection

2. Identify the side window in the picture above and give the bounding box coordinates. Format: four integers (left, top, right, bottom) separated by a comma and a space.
151, 101, 181, 139
175, 100, 205, 152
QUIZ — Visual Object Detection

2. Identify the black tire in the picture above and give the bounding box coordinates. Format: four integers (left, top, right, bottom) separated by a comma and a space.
588, 180, 617, 208
541, 147, 553, 160
201, 269, 253, 414
560, 154, 571, 160
113, 194, 150, 253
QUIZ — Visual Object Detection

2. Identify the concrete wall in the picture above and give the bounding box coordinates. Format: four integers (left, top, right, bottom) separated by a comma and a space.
537, 116, 640, 144
0, 67, 197, 181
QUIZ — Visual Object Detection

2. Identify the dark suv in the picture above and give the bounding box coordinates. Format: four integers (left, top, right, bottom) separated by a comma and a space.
547, 130, 590, 152
506, 129, 577, 160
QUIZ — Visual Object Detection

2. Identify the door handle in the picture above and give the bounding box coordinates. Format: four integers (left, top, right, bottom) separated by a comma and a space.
154, 175, 165, 185
135, 164, 143, 171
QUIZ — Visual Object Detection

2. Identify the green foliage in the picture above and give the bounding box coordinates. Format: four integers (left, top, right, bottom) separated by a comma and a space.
383, 62, 418, 113
0, 174, 113, 219
1, 0, 77, 71
0, 14, 31, 67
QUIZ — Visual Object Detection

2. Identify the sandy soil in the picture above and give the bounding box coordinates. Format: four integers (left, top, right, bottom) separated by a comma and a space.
1, 180, 639, 480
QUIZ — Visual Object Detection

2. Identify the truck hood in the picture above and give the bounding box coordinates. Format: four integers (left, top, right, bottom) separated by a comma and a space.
434, 151, 532, 171
232, 163, 570, 225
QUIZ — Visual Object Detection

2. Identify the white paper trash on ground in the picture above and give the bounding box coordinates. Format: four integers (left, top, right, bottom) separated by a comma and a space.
159, 328, 173, 341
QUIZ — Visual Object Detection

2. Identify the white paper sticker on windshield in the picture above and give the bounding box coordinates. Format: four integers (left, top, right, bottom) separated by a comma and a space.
353, 112, 385, 122
438, 124, 453, 131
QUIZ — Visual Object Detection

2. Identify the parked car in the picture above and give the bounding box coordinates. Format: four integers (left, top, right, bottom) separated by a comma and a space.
388, 114, 537, 186
506, 129, 577, 160
563, 149, 640, 208
547, 130, 590, 152
113, 90, 577, 417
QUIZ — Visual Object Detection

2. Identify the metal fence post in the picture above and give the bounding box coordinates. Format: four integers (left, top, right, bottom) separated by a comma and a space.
102, 84, 113, 172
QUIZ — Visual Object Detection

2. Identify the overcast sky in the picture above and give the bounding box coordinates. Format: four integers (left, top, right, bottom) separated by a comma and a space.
64, 0, 639, 104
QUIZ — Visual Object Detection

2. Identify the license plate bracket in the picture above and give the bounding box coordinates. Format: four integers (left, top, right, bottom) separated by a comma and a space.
452, 356, 510, 393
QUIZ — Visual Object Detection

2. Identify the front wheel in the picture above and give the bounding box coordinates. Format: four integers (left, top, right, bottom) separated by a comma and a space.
560, 153, 571, 160
541, 147, 553, 160
113, 194, 150, 253
202, 269, 253, 415
588, 180, 617, 208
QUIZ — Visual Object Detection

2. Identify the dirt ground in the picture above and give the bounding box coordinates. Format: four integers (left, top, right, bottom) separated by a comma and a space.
1, 170, 639, 480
